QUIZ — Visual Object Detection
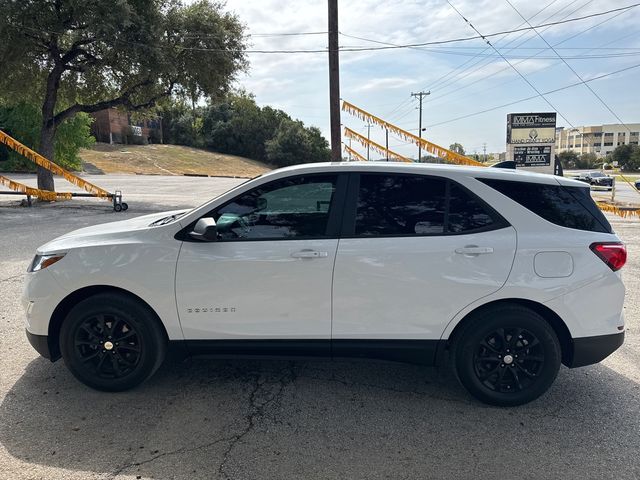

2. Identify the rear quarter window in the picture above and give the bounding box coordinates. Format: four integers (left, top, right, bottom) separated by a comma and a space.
478, 178, 612, 233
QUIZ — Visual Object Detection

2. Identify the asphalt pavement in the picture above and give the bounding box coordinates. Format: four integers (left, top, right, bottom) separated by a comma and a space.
1, 174, 639, 480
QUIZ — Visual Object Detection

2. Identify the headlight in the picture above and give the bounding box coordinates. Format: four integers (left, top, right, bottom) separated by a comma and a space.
28, 253, 66, 272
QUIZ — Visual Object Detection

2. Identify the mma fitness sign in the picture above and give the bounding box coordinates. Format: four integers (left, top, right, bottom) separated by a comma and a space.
506, 113, 556, 168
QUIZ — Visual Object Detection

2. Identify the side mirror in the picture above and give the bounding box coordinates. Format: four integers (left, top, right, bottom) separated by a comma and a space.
189, 217, 218, 242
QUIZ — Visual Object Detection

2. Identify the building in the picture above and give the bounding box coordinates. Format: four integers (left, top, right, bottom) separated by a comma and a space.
90, 108, 162, 145
555, 123, 640, 157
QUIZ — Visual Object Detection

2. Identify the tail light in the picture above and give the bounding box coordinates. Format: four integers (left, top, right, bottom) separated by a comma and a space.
590, 242, 626, 271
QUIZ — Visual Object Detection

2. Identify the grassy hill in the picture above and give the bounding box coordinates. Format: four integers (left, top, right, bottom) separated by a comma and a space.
80, 143, 271, 178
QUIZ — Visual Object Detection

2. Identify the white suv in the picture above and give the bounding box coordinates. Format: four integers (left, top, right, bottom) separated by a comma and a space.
23, 162, 626, 406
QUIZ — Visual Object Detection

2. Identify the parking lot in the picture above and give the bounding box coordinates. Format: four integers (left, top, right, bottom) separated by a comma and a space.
1, 174, 639, 480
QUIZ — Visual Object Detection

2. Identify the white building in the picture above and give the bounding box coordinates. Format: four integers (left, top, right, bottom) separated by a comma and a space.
556, 123, 640, 157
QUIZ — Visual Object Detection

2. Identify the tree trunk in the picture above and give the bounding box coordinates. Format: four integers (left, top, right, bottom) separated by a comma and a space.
37, 123, 56, 192
38, 63, 63, 192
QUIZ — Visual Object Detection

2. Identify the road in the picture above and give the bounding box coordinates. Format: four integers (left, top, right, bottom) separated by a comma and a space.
564, 170, 640, 205
1, 174, 639, 479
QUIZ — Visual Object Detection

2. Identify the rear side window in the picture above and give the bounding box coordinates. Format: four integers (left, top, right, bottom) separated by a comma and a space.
356, 175, 446, 236
353, 174, 505, 237
478, 178, 612, 233
448, 182, 496, 233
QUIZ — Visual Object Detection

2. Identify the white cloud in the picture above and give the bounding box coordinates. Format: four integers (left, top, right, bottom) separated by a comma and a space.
355, 77, 417, 92
219, 0, 640, 155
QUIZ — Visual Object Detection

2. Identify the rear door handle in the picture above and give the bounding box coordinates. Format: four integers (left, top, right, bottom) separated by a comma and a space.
455, 246, 494, 255
291, 250, 328, 259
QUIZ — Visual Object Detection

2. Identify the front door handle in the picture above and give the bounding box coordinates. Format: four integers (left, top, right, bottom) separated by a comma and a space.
455, 246, 494, 256
291, 250, 328, 259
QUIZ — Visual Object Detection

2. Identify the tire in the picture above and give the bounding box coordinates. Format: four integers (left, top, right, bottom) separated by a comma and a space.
452, 305, 561, 407
114, 204, 123, 212
59, 293, 167, 391
121, 202, 129, 211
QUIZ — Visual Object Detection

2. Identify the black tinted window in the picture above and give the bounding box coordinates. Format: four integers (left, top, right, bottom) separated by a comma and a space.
479, 178, 611, 233
448, 183, 496, 233
356, 175, 446, 236
213, 175, 337, 240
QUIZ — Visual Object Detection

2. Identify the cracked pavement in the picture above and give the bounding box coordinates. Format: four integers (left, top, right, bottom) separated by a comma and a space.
1, 175, 640, 479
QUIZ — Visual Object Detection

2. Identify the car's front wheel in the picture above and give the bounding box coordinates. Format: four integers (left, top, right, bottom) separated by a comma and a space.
59, 292, 167, 391
453, 305, 561, 406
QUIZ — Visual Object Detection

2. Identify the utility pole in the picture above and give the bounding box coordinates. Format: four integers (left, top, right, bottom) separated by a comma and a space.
482, 142, 487, 163
366, 123, 372, 161
385, 128, 389, 161
411, 91, 430, 161
328, 0, 341, 162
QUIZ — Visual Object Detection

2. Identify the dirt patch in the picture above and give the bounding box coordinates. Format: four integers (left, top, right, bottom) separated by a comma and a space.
80, 143, 271, 178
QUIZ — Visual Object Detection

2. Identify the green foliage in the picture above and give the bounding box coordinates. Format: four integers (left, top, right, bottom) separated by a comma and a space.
557, 150, 579, 168
160, 94, 330, 166
449, 143, 465, 155
0, 0, 247, 111
610, 144, 640, 171
0, 0, 246, 189
0, 103, 94, 171
265, 121, 330, 167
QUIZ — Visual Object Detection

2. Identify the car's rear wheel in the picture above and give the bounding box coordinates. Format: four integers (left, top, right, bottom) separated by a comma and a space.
453, 305, 561, 407
59, 292, 166, 391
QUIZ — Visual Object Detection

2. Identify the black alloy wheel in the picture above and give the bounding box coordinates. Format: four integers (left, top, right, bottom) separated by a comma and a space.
60, 292, 166, 391
473, 327, 544, 394
453, 304, 561, 407
73, 313, 142, 380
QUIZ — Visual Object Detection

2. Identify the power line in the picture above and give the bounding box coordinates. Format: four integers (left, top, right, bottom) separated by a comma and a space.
13, 4, 639, 54
424, 0, 591, 99
374, 0, 571, 126
446, 0, 575, 127
422, 11, 636, 110
352, 0, 563, 94
424, 62, 640, 129
505, 0, 634, 133
423, 30, 639, 112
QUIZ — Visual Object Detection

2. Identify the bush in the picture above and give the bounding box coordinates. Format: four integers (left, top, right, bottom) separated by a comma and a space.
160, 93, 330, 165
0, 103, 94, 171
265, 120, 330, 167
610, 144, 640, 171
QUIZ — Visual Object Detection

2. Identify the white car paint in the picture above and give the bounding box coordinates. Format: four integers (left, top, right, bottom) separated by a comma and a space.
23, 162, 625, 352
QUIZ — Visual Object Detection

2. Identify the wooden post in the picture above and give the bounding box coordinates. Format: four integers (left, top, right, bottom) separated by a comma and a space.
328, 0, 341, 162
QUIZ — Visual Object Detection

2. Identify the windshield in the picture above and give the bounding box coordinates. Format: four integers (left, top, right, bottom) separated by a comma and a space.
590, 172, 605, 177
179, 175, 263, 217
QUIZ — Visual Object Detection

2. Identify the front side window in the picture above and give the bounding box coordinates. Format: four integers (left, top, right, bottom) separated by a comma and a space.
354, 174, 500, 237
212, 175, 338, 240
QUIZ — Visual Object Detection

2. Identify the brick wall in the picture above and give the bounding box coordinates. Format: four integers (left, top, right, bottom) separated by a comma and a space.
90, 108, 162, 144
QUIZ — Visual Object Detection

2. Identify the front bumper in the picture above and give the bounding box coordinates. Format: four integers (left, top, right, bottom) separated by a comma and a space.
26, 329, 55, 360
567, 331, 624, 368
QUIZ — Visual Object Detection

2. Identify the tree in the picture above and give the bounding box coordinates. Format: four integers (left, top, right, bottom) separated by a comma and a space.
266, 121, 330, 167
557, 150, 579, 169
449, 143, 465, 155
610, 144, 640, 171
0, 0, 246, 190
576, 153, 598, 170
202, 94, 293, 162
0, 102, 93, 171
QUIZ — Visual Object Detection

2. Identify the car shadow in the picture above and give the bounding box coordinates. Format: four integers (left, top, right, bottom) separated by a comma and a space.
1, 355, 639, 479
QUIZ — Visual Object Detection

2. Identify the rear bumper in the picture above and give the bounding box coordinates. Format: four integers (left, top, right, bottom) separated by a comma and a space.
26, 329, 54, 361
567, 331, 624, 368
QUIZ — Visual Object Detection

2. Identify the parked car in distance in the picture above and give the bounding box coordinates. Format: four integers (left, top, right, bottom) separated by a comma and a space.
635, 179, 640, 191
575, 171, 614, 190
23, 162, 626, 406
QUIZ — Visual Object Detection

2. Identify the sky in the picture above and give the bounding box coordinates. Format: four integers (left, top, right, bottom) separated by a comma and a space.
225, 0, 640, 159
